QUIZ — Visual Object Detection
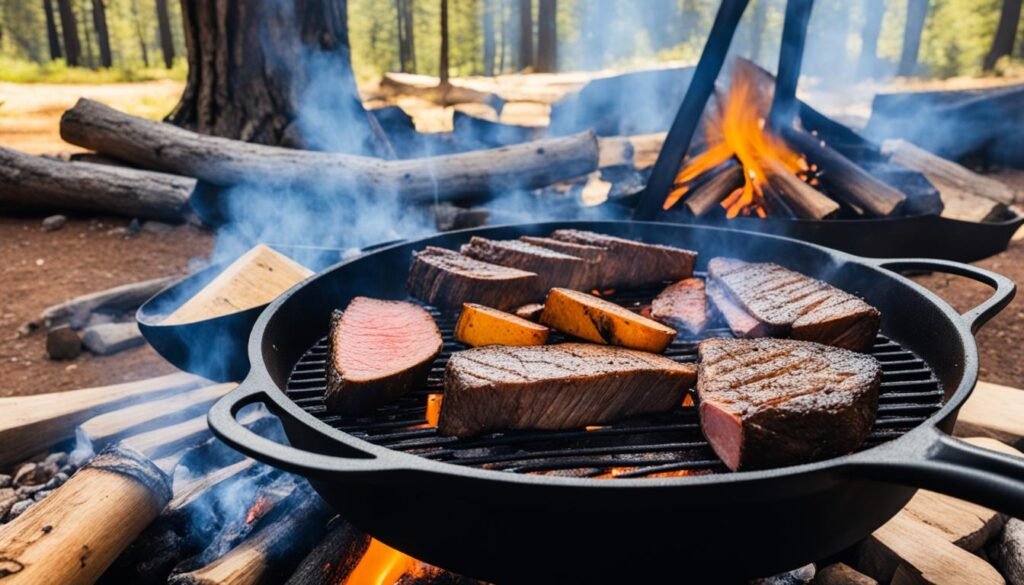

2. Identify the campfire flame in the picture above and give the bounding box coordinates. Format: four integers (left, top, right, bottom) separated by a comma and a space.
245, 494, 272, 525
664, 66, 808, 218
344, 538, 428, 585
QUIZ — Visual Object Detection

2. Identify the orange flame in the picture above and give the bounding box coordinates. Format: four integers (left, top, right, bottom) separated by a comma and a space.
245, 494, 271, 525
412, 393, 444, 429
345, 539, 428, 585
664, 66, 807, 218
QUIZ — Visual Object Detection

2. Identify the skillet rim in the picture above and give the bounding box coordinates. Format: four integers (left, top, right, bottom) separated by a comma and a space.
240, 220, 983, 488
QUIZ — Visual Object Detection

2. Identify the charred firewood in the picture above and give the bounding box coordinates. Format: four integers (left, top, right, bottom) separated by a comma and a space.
60, 99, 598, 205
756, 155, 839, 220
283, 517, 370, 585
680, 159, 744, 217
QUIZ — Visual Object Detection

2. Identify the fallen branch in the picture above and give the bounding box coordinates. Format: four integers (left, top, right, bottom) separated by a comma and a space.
380, 73, 506, 113
0, 146, 194, 222
41, 275, 178, 329
61, 99, 599, 203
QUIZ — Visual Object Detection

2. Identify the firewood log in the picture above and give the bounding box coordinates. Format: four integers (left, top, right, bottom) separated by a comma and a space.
283, 518, 370, 585
0, 373, 205, 467
954, 381, 1024, 448
0, 414, 217, 585
756, 156, 840, 219
815, 563, 878, 585
380, 73, 506, 113
0, 146, 194, 222
683, 161, 744, 216
77, 383, 235, 451
781, 127, 907, 217
40, 275, 177, 329
166, 484, 333, 585
60, 99, 599, 204
881, 140, 1017, 205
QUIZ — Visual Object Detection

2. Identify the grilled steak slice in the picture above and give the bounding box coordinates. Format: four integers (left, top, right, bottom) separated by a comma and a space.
549, 229, 697, 287
697, 338, 881, 471
326, 297, 443, 415
707, 258, 880, 351
706, 279, 768, 338
407, 246, 539, 310
651, 278, 707, 335
460, 236, 598, 291
438, 343, 697, 438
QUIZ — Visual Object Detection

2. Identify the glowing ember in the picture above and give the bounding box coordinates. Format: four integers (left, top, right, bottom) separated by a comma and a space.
425, 393, 443, 427
245, 494, 272, 525
345, 538, 427, 585
681, 393, 695, 407
663, 65, 808, 218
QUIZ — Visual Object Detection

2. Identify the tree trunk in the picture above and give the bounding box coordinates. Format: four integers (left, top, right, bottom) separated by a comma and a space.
897, 0, 928, 76
80, 1, 95, 68
131, 0, 149, 67
518, 0, 533, 70
396, 0, 416, 72
750, 0, 767, 64
155, 0, 175, 68
440, 0, 450, 84
535, 0, 556, 72
57, 0, 82, 66
483, 0, 496, 76
984, 0, 1023, 70
92, 0, 112, 68
171, 0, 388, 156
857, 0, 884, 77
44, 0, 63, 60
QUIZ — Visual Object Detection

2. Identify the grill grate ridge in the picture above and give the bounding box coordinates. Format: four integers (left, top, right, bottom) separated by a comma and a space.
285, 286, 943, 479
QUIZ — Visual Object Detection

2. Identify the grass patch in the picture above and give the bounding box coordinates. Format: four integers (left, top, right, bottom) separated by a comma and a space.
0, 56, 188, 84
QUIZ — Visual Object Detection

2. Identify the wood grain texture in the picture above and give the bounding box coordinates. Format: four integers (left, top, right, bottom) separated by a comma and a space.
163, 245, 312, 325
0, 145, 193, 222
0, 372, 204, 467
60, 99, 600, 204
954, 381, 1024, 447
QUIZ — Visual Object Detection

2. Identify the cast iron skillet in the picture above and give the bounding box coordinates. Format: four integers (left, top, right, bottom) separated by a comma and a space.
209, 221, 1021, 583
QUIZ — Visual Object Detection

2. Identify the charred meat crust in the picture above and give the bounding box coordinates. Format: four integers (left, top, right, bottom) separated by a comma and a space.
407, 246, 539, 310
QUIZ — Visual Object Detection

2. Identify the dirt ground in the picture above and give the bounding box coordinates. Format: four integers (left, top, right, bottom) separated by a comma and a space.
0, 214, 212, 397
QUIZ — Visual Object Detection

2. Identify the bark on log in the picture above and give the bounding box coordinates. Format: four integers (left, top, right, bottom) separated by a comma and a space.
40, 275, 178, 329
782, 128, 907, 216
379, 73, 506, 113
167, 484, 333, 585
283, 518, 370, 585
61, 99, 599, 204
0, 373, 204, 467
0, 443, 175, 584
0, 146, 194, 222
683, 161, 744, 216
882, 139, 1018, 205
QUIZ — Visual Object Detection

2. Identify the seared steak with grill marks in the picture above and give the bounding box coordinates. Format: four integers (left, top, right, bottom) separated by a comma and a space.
460, 236, 598, 291
697, 338, 881, 471
651, 278, 707, 335
438, 343, 697, 438
407, 246, 539, 310
549, 229, 697, 287
326, 298, 443, 415
707, 258, 880, 351
519, 236, 609, 264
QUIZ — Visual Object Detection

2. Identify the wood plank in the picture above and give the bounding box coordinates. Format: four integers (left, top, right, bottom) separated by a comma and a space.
0, 372, 205, 467
901, 489, 1005, 551
815, 563, 877, 585
955, 381, 1024, 447
163, 245, 313, 325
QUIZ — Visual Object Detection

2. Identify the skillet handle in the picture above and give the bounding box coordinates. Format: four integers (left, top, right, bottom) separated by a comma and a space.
208, 378, 406, 478
849, 427, 1024, 518
873, 258, 1016, 333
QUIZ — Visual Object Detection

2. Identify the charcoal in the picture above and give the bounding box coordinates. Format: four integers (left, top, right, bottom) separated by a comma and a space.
46, 325, 82, 360
750, 563, 816, 585
17, 483, 48, 498
7, 499, 34, 520
44, 472, 69, 490
33, 489, 54, 502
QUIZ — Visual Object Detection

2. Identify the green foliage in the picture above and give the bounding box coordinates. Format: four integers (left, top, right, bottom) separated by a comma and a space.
0, 54, 186, 83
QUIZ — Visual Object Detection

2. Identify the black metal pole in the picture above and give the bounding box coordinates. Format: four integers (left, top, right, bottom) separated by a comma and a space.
769, 0, 815, 130
635, 0, 751, 221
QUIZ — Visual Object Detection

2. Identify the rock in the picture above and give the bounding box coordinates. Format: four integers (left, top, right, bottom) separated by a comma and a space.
16, 483, 47, 498
7, 499, 34, 520
43, 452, 68, 468
16, 320, 39, 338
41, 214, 67, 231
0, 474, 11, 489
752, 564, 816, 585
12, 463, 37, 486
81, 322, 144, 356
994, 518, 1024, 585
33, 489, 53, 502
142, 220, 175, 235
814, 563, 877, 585
127, 218, 142, 235
43, 472, 68, 491
46, 325, 82, 360
0, 489, 17, 520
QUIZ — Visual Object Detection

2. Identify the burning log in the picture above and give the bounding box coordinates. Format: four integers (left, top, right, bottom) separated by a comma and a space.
0, 413, 216, 585
781, 128, 907, 217
0, 146, 194, 222
680, 160, 744, 216
77, 383, 235, 451
283, 518, 370, 585
41, 275, 178, 329
0, 372, 204, 467
60, 99, 599, 204
757, 156, 839, 220
166, 483, 332, 585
